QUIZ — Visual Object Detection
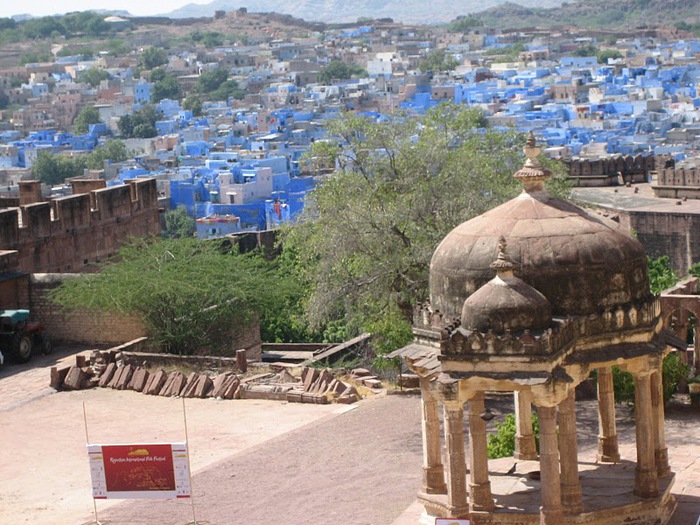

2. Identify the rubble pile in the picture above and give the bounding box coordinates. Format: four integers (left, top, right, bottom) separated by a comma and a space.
49, 352, 362, 404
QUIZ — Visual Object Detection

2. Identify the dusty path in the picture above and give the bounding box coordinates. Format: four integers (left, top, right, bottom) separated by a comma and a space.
2, 350, 699, 525
93, 395, 424, 525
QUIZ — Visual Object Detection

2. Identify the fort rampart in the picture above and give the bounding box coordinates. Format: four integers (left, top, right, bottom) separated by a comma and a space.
0, 178, 161, 273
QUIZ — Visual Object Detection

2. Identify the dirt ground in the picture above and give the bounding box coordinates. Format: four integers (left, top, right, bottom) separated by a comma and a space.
2, 347, 699, 525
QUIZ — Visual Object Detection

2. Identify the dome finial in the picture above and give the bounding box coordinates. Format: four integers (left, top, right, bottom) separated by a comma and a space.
490, 236, 515, 276
514, 132, 551, 192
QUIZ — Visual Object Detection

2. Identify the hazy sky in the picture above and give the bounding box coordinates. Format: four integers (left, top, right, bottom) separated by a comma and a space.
0, 1, 209, 19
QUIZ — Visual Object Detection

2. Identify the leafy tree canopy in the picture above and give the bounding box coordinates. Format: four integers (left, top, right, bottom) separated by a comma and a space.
33, 140, 130, 184
140, 46, 168, 70
73, 105, 102, 134
163, 206, 196, 239
418, 49, 460, 73
648, 255, 679, 294
118, 105, 162, 138
447, 16, 483, 32
51, 238, 304, 355
317, 60, 366, 85
182, 94, 203, 116
150, 69, 181, 102
197, 68, 229, 93
282, 103, 569, 349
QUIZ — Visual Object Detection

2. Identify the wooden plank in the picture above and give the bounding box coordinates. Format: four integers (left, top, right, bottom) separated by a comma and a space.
302, 333, 371, 366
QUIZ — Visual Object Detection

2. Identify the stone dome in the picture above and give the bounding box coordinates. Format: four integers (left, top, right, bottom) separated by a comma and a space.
461, 238, 552, 333
430, 136, 651, 319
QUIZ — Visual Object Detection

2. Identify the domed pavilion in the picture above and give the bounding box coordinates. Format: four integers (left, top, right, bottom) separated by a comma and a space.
390, 134, 681, 525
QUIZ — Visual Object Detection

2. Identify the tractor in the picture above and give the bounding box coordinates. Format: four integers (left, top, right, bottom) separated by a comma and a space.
0, 310, 51, 364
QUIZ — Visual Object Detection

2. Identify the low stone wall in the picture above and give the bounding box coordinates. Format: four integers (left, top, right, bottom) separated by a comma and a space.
30, 274, 147, 345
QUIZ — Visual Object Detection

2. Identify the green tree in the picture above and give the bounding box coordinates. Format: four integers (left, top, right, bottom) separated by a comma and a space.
573, 43, 599, 57
140, 47, 168, 70
51, 238, 303, 355
80, 67, 109, 87
648, 255, 678, 294
0, 89, 9, 110
197, 68, 229, 93
182, 94, 203, 116
448, 16, 483, 32
118, 106, 162, 138
283, 103, 569, 350
85, 140, 130, 169
418, 49, 460, 73
151, 72, 181, 102
32, 151, 87, 185
317, 60, 366, 84
73, 105, 102, 134
163, 206, 196, 238
596, 49, 623, 64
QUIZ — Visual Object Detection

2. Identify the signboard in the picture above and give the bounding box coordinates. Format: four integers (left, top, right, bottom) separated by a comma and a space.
435, 520, 471, 525
87, 442, 191, 499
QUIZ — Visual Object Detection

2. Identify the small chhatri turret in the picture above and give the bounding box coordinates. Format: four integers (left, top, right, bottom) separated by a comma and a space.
461, 236, 552, 334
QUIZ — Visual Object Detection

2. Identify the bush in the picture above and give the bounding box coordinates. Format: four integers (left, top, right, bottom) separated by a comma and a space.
612, 352, 690, 406
487, 413, 539, 459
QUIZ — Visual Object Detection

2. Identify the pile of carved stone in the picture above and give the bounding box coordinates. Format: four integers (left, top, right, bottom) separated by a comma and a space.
50, 351, 361, 404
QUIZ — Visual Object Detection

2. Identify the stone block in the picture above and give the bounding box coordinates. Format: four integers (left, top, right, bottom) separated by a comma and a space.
50, 366, 71, 390
351, 367, 371, 377
75, 355, 87, 368
223, 377, 240, 400
286, 390, 303, 403
236, 348, 247, 373
164, 372, 186, 397
98, 362, 117, 387
144, 369, 168, 395
336, 393, 359, 404
107, 365, 124, 389
303, 368, 319, 391
182, 372, 200, 398
115, 364, 134, 390
397, 373, 420, 388
63, 366, 87, 390
211, 372, 235, 398
364, 378, 382, 389
128, 367, 149, 392
194, 375, 213, 398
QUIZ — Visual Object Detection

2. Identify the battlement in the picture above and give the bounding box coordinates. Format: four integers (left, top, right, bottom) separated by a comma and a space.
415, 298, 661, 359
566, 154, 666, 187
0, 178, 161, 273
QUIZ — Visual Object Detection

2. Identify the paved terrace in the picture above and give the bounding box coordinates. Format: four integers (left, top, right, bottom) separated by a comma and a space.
1, 349, 698, 525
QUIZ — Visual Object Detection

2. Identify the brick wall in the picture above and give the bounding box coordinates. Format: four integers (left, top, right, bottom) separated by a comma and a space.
29, 274, 147, 345
0, 178, 161, 274
28, 273, 263, 355
616, 210, 698, 275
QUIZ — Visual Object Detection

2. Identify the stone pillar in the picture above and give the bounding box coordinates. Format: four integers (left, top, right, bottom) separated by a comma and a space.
443, 402, 470, 517
694, 322, 700, 372
558, 390, 583, 513
650, 370, 671, 478
514, 390, 538, 460
467, 391, 494, 511
596, 367, 620, 463
420, 378, 447, 494
633, 372, 659, 498
537, 405, 563, 525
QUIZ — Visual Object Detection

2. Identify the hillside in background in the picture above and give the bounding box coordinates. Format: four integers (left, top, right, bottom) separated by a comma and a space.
162, 0, 564, 24
472, 0, 700, 30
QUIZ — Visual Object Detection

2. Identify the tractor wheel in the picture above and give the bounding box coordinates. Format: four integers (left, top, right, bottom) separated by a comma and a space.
11, 334, 33, 364
40, 336, 52, 355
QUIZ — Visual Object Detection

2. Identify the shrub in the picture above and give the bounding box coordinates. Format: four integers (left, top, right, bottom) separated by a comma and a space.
612, 352, 690, 406
487, 413, 539, 459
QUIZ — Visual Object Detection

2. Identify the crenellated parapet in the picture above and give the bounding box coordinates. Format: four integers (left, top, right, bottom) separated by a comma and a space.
566, 154, 664, 187
441, 298, 661, 359
0, 178, 161, 273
